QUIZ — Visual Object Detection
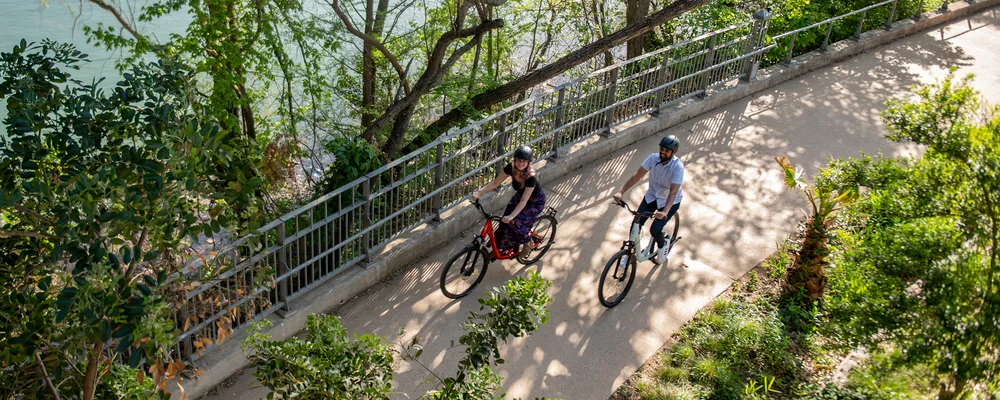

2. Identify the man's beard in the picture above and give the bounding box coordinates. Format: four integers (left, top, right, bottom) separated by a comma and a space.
659, 154, 670, 164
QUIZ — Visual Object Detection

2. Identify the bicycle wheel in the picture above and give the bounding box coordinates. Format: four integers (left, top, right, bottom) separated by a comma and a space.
599, 248, 637, 307
664, 213, 681, 256
440, 244, 490, 299
517, 215, 558, 265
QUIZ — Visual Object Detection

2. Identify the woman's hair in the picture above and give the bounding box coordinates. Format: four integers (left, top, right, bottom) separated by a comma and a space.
511, 161, 535, 185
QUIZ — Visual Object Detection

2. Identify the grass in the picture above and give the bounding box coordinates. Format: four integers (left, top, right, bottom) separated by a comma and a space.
610, 238, 949, 400
612, 243, 803, 400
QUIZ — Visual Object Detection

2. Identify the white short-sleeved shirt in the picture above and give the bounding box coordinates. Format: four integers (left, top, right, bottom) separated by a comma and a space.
641, 153, 684, 208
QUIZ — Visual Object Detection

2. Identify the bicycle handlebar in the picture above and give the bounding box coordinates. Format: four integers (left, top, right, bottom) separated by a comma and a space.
470, 199, 503, 221
614, 199, 657, 218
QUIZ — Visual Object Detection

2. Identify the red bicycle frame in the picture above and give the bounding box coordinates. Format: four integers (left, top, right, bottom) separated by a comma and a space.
471, 200, 544, 261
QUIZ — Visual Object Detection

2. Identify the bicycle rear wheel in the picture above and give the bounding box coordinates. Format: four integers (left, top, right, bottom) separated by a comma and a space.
440, 244, 489, 299
599, 249, 637, 307
662, 213, 681, 259
517, 215, 557, 265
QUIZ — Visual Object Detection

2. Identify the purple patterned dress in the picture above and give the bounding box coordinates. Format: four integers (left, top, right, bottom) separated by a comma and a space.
495, 163, 547, 253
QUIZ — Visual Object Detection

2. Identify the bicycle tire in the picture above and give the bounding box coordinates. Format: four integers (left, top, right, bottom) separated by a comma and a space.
517, 215, 558, 265
599, 248, 637, 307
440, 244, 490, 299
661, 213, 681, 262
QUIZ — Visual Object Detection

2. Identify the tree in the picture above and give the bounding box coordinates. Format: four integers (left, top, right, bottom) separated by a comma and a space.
404, 0, 712, 156
820, 71, 1000, 399
84, 0, 334, 192
242, 271, 552, 398
774, 156, 855, 306
0, 40, 261, 400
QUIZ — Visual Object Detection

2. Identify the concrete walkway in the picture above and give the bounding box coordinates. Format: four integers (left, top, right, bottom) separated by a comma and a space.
204, 8, 1000, 400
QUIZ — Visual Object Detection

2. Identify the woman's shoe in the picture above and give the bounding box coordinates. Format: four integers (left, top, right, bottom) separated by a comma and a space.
518, 243, 532, 258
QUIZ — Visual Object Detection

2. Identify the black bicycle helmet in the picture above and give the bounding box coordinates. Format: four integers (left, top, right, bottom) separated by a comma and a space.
513, 145, 533, 161
659, 135, 680, 152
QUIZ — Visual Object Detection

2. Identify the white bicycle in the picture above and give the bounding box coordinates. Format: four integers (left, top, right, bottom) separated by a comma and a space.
599, 199, 681, 307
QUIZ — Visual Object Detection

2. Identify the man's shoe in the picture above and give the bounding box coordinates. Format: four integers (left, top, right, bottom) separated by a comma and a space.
654, 245, 669, 264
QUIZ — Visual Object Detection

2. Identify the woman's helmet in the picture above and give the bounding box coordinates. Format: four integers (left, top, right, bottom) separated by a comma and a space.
513, 145, 534, 161
659, 135, 680, 152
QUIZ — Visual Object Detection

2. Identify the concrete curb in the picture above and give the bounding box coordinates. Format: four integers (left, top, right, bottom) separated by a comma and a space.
184, 2, 998, 398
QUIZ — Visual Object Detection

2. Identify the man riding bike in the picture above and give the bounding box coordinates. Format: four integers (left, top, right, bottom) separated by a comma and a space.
611, 135, 684, 264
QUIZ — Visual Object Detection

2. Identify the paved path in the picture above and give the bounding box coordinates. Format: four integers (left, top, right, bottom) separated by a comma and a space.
204, 8, 1000, 400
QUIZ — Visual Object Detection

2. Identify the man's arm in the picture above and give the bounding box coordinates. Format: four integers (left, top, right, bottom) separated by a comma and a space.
654, 184, 681, 219
612, 167, 648, 203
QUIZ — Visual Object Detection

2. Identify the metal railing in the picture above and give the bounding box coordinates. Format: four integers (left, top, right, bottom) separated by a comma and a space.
170, 0, 951, 362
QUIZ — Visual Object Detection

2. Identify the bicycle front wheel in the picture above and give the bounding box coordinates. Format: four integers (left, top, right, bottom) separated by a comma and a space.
599, 249, 637, 307
440, 244, 489, 299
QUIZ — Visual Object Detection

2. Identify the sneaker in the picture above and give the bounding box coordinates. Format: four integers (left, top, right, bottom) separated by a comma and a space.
518, 243, 532, 258
654, 245, 669, 264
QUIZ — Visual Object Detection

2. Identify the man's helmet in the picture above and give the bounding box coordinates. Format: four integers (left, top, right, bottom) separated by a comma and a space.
513, 145, 534, 161
659, 135, 680, 152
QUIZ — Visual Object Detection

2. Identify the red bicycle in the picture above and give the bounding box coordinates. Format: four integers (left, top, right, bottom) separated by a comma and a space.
439, 200, 558, 299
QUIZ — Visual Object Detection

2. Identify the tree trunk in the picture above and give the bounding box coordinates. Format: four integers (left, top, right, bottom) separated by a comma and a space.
82, 340, 103, 400
625, 0, 653, 59
362, 41, 376, 130
361, 0, 389, 132
938, 377, 967, 400
382, 103, 417, 160
399, 0, 710, 156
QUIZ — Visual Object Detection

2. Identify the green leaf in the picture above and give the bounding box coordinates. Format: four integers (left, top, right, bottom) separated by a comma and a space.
113, 325, 134, 339
137, 284, 152, 296
128, 348, 142, 368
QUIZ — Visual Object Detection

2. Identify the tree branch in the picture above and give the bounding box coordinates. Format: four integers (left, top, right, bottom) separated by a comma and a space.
0, 230, 54, 239
416, 0, 711, 145
365, 17, 504, 143
87, 0, 146, 43
35, 353, 61, 400
124, 228, 149, 281
327, 0, 411, 95
82, 340, 103, 400
13, 204, 54, 225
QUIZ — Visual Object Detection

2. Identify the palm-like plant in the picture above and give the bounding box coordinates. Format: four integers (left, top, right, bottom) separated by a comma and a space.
775, 156, 856, 302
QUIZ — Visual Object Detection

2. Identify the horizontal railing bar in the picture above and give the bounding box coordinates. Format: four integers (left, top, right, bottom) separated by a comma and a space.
772, 0, 894, 40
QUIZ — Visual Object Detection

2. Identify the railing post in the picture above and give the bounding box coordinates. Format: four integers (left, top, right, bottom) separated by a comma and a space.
913, 0, 925, 19
432, 141, 444, 222
361, 178, 372, 263
939, 0, 949, 12
550, 88, 565, 159
885, 0, 898, 30
494, 115, 508, 176
741, 10, 771, 82
854, 10, 867, 40
181, 302, 194, 360
783, 32, 798, 66
276, 223, 291, 315
698, 33, 718, 98
820, 22, 834, 51
654, 51, 671, 112
601, 67, 619, 137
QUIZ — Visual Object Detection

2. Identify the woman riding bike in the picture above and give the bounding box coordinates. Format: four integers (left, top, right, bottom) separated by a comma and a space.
471, 145, 547, 257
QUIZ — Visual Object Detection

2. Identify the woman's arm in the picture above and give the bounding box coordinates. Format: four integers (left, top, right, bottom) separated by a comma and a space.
503, 186, 534, 223
472, 172, 508, 199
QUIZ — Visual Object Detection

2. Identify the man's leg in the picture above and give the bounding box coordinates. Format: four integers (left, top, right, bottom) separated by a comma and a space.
633, 198, 656, 233
650, 202, 681, 249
